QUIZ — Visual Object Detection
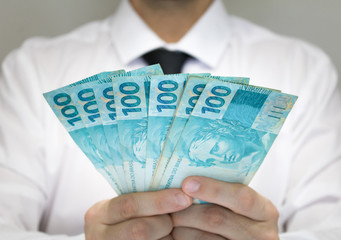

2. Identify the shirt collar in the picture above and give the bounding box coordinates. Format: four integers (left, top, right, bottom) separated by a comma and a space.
110, 0, 231, 69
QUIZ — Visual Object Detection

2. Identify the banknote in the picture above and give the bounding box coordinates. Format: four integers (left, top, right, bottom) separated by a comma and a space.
126, 64, 164, 76
150, 76, 249, 189
67, 71, 127, 192
159, 79, 297, 202
94, 65, 164, 193
43, 84, 122, 194
93, 77, 128, 192
44, 65, 298, 198
72, 70, 126, 85
145, 74, 189, 190
113, 75, 151, 192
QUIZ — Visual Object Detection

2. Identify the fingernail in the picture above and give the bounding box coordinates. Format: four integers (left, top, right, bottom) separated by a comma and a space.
183, 179, 200, 193
174, 192, 190, 207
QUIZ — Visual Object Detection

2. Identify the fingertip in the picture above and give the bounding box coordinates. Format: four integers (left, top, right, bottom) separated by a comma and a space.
174, 191, 193, 208
159, 188, 192, 211
182, 177, 201, 194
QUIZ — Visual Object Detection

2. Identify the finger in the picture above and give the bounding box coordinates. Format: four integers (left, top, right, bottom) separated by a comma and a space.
93, 215, 173, 240
87, 189, 192, 224
182, 176, 278, 221
172, 204, 279, 240
172, 227, 226, 240
172, 204, 254, 239
159, 235, 174, 240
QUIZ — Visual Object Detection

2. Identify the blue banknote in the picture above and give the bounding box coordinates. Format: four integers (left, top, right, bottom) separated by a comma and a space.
113, 75, 152, 193
160, 79, 297, 202
151, 76, 249, 189
94, 64, 163, 193
93, 77, 128, 192
145, 74, 189, 190
43, 81, 123, 194
67, 71, 126, 193
126, 64, 164, 76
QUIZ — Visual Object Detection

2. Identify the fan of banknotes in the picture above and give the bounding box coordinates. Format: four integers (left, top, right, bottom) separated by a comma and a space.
44, 64, 297, 196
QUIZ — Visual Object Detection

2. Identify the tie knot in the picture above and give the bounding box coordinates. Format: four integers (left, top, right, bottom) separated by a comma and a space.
142, 48, 191, 74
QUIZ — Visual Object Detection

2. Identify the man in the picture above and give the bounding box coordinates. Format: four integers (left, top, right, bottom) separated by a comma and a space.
1, 0, 340, 239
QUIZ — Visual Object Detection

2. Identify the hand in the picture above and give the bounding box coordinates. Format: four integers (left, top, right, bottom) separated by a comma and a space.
84, 189, 192, 240
171, 176, 279, 240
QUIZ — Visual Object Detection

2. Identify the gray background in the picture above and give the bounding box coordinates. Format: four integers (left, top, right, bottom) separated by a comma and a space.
0, 0, 340, 86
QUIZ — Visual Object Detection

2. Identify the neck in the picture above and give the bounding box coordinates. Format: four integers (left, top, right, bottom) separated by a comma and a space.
130, 0, 213, 43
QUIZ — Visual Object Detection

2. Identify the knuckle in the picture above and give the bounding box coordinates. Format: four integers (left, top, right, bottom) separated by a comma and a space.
269, 202, 280, 220
195, 231, 214, 240
235, 185, 256, 212
270, 208, 279, 222
119, 195, 139, 219
160, 236, 174, 240
84, 204, 99, 225
160, 215, 173, 234
84, 233, 97, 240
84, 227, 94, 240
250, 222, 279, 240
171, 227, 182, 239
172, 227, 189, 240
127, 219, 150, 240
84, 223, 106, 240
209, 185, 222, 200
263, 198, 279, 221
154, 214, 173, 235
203, 205, 226, 229
260, 229, 279, 240
170, 212, 181, 225
84, 209, 95, 225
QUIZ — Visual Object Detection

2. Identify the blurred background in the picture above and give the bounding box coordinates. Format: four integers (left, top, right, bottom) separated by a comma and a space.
0, 0, 340, 88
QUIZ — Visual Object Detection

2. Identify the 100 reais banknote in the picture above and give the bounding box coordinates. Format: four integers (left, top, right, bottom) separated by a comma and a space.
44, 64, 297, 198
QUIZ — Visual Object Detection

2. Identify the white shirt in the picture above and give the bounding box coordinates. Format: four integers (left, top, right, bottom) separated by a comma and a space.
1, 0, 341, 239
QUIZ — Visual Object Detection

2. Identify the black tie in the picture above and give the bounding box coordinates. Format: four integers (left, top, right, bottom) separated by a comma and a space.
142, 48, 191, 74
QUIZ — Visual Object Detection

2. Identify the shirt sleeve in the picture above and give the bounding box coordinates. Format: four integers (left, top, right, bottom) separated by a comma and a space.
0, 168, 85, 240
277, 42, 341, 239
0, 40, 84, 239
